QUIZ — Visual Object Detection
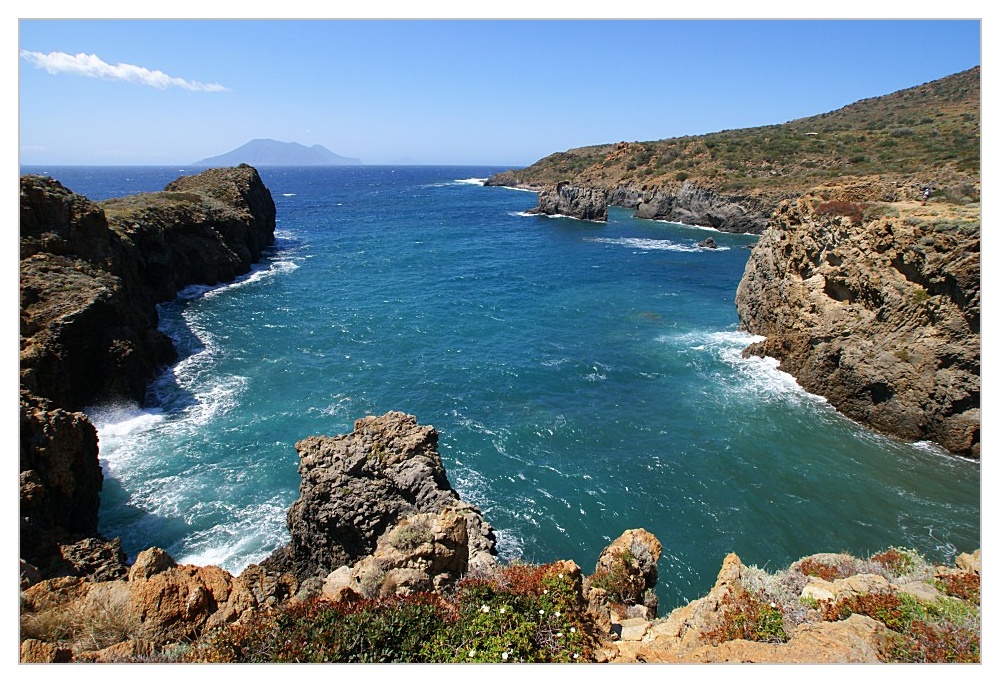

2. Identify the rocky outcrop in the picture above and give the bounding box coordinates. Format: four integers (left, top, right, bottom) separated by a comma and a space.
20, 165, 276, 409
262, 412, 497, 582
529, 182, 609, 221
634, 182, 772, 233
19, 166, 277, 578
735, 195, 980, 457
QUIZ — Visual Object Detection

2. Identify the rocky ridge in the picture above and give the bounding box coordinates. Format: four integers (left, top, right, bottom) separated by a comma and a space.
19, 166, 276, 580
735, 187, 980, 457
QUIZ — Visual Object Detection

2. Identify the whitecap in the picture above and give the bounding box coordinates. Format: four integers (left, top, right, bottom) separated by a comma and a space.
282, 193, 296, 197
454, 177, 487, 185
584, 236, 730, 252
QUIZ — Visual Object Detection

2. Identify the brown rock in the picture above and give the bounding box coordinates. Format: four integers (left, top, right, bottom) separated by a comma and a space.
128, 547, 177, 581
736, 197, 980, 457
20, 638, 72, 663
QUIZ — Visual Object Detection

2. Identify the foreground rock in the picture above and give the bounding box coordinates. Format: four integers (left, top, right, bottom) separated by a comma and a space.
736, 189, 980, 457
19, 166, 277, 579
529, 181, 608, 221
263, 412, 497, 582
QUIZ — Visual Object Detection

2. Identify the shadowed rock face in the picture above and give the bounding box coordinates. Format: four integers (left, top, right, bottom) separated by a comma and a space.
19, 166, 277, 579
263, 412, 497, 581
736, 196, 980, 457
530, 182, 609, 221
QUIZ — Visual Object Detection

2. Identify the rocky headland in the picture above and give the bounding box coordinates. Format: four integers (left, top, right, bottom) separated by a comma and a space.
736, 185, 980, 457
20, 165, 275, 580
19, 166, 980, 662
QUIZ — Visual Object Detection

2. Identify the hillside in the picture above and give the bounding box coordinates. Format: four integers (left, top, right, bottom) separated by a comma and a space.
194, 139, 362, 166
491, 67, 979, 201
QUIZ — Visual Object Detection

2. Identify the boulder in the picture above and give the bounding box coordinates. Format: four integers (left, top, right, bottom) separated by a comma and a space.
262, 412, 497, 581
530, 182, 608, 221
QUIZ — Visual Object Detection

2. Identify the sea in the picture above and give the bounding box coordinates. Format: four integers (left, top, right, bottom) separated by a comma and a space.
22, 165, 981, 610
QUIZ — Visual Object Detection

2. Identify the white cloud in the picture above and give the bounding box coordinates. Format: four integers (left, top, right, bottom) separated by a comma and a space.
20, 50, 230, 92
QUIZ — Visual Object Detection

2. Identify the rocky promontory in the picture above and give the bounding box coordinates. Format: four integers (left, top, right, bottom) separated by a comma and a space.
19, 166, 276, 579
736, 187, 980, 457
262, 412, 498, 591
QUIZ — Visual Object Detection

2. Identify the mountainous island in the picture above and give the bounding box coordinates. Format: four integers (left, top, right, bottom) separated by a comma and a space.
193, 138, 362, 166
19, 68, 980, 663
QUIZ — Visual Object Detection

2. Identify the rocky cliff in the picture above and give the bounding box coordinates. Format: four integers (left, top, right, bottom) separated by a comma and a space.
736, 188, 980, 457
262, 412, 498, 586
19, 166, 276, 578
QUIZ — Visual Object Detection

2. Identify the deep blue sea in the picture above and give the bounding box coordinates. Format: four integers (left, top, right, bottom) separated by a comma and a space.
23, 165, 981, 609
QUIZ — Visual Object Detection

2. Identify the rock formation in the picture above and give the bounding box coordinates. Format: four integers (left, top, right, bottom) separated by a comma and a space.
529, 181, 609, 221
633, 182, 771, 233
262, 412, 497, 582
19, 166, 277, 582
735, 192, 980, 457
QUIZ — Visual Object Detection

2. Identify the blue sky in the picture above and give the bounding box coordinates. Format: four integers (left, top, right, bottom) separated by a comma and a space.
18, 17, 982, 166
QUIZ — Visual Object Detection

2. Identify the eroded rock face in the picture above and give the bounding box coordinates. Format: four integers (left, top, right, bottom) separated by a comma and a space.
736, 196, 979, 457
263, 412, 497, 581
19, 167, 277, 577
635, 182, 771, 234
530, 182, 609, 221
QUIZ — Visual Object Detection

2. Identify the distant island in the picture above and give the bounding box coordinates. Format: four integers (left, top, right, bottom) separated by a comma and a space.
193, 138, 362, 166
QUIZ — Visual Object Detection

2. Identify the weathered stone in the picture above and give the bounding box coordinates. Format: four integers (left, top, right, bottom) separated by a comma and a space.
956, 549, 981, 575
20, 638, 72, 663
262, 412, 497, 581
128, 547, 177, 581
736, 196, 979, 456
615, 618, 651, 642
591, 528, 662, 616
896, 580, 945, 603
530, 182, 608, 221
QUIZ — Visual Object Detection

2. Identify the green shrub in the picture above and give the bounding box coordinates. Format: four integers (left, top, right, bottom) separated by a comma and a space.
704, 590, 788, 645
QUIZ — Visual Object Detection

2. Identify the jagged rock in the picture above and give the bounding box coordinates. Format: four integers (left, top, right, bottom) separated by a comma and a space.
590, 528, 662, 617
20, 638, 72, 663
634, 182, 770, 233
736, 195, 979, 456
57, 537, 129, 582
896, 580, 946, 602
956, 549, 981, 575
530, 182, 608, 221
19, 390, 103, 569
128, 547, 177, 581
698, 237, 718, 249
262, 412, 497, 581
680, 614, 889, 663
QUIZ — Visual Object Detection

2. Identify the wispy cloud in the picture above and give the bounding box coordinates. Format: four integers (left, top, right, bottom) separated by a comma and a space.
20, 50, 230, 92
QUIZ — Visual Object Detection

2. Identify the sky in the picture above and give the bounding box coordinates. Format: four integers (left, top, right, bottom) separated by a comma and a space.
16, 12, 984, 167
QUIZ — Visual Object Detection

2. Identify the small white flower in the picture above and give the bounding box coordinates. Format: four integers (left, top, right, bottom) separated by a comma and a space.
502, 652, 509, 661
558, 573, 564, 579
570, 627, 576, 633
481, 605, 490, 613
538, 609, 545, 615
499, 607, 506, 614
554, 611, 561, 617
543, 589, 548, 594
769, 602, 777, 609
556, 632, 563, 638
468, 649, 476, 658
573, 653, 579, 660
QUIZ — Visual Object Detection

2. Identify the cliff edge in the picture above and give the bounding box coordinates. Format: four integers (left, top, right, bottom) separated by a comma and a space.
19, 166, 276, 577
736, 184, 979, 457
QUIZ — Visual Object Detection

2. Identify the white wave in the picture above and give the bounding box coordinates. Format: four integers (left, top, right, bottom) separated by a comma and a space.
494, 528, 524, 560
653, 218, 721, 232
86, 401, 164, 438
454, 177, 487, 185
282, 193, 295, 197
585, 236, 729, 252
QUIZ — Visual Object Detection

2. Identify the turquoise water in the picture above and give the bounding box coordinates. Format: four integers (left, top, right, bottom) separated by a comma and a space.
25, 166, 980, 609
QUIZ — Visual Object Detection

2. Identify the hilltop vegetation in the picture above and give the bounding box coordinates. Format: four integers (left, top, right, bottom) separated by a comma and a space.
498, 67, 979, 199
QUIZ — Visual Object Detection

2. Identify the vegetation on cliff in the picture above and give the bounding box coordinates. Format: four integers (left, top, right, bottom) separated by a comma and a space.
492, 67, 979, 202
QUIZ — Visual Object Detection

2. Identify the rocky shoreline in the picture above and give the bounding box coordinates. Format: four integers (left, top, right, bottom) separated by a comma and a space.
20, 165, 276, 581
19, 169, 980, 662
